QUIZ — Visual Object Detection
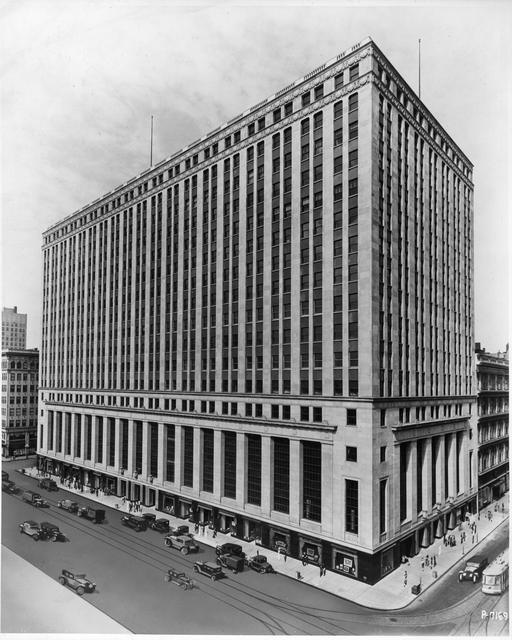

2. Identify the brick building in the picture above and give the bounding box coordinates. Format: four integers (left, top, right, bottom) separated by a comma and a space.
2, 306, 27, 350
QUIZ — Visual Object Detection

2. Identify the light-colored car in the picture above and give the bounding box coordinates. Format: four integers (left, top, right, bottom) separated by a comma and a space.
165, 567, 196, 590
19, 520, 41, 540
59, 569, 96, 595
58, 499, 78, 512
164, 534, 199, 555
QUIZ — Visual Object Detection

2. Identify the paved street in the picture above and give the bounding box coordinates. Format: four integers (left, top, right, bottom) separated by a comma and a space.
2, 457, 509, 635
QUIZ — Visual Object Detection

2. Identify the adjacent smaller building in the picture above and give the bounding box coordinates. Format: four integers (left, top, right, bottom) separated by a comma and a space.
2, 307, 27, 350
475, 343, 509, 508
1, 348, 39, 457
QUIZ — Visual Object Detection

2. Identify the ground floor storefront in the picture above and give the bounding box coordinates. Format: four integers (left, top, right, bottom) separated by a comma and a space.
35, 454, 479, 584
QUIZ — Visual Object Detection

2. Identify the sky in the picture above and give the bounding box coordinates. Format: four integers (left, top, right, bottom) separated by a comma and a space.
1, 0, 510, 353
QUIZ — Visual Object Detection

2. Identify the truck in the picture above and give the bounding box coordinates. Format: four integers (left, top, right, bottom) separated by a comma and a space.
77, 506, 105, 524
216, 553, 245, 574
2, 479, 18, 494
21, 490, 49, 508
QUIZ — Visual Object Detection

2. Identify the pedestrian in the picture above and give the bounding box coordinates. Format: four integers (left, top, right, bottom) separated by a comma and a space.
96, 487, 99, 496
439, 544, 442, 557
284, 550, 287, 562
213, 528, 217, 538
302, 556, 307, 567
195, 523, 199, 534
204, 526, 208, 538
320, 564, 324, 577
425, 556, 429, 568
421, 558, 425, 571
502, 503, 505, 513
404, 570, 408, 587
472, 534, 474, 544
432, 555, 436, 568
122, 496, 126, 505
494, 503, 497, 512
129, 502, 132, 513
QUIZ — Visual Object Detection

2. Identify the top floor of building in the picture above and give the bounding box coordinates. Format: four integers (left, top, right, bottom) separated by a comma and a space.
42, 37, 474, 248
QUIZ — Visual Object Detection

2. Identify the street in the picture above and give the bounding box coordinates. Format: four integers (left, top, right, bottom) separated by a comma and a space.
2, 462, 509, 635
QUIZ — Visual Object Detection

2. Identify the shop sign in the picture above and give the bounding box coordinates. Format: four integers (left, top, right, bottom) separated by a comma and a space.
334, 550, 357, 577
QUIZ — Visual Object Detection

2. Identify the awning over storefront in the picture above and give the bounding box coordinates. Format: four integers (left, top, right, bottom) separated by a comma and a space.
218, 509, 235, 517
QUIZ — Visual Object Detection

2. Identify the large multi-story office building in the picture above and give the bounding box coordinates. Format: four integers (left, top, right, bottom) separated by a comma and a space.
475, 344, 509, 508
1, 348, 39, 458
2, 306, 27, 350
38, 37, 477, 583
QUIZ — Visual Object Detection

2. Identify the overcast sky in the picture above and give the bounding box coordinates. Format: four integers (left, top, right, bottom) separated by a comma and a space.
1, 0, 510, 353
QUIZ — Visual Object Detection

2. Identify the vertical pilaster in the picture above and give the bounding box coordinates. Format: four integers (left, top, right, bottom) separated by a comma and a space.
157, 423, 165, 481
213, 429, 222, 500
69, 413, 76, 458
435, 435, 446, 503
175, 425, 183, 488
321, 442, 333, 533
127, 419, 135, 475
446, 433, 456, 499
236, 432, 245, 507
423, 437, 433, 513
114, 418, 121, 470
289, 439, 301, 524
141, 421, 149, 478
407, 440, 417, 519
193, 427, 202, 491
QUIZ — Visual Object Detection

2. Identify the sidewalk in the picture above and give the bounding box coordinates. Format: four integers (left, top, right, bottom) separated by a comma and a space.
18, 465, 509, 610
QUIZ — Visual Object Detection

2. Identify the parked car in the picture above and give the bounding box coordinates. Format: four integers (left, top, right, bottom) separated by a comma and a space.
150, 518, 170, 533
164, 534, 199, 555
459, 555, 489, 583
169, 524, 191, 537
58, 569, 96, 595
21, 490, 49, 508
2, 479, 18, 494
142, 513, 157, 526
215, 542, 245, 558
58, 499, 78, 513
40, 522, 66, 542
216, 553, 245, 574
245, 554, 273, 574
2, 471, 8, 481
19, 520, 41, 540
193, 561, 226, 581
77, 506, 105, 524
164, 568, 196, 590
121, 514, 147, 531
38, 478, 59, 492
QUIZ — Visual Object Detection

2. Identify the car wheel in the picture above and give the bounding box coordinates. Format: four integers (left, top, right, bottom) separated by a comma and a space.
473, 575, 478, 583
92, 519, 97, 524
233, 569, 238, 574
211, 575, 217, 581
165, 575, 170, 582
78, 512, 83, 517
165, 539, 171, 547
216, 559, 221, 566
135, 527, 140, 532
261, 568, 267, 575
244, 560, 249, 566
33, 535, 39, 541
59, 577, 66, 585
458, 575, 463, 582
19, 528, 23, 534
76, 586, 85, 596
181, 547, 189, 555
193, 566, 198, 573
181, 584, 187, 590
58, 503, 62, 509
51, 536, 57, 542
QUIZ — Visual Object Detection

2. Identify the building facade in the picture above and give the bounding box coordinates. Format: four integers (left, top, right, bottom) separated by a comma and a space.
2, 306, 27, 350
38, 37, 477, 583
475, 344, 509, 508
1, 348, 39, 457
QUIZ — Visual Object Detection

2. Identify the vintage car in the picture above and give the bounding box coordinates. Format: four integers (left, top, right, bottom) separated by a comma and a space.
150, 518, 170, 533
169, 524, 191, 537
78, 506, 105, 524
215, 542, 245, 558
59, 569, 96, 595
141, 513, 157, 526
216, 553, 245, 574
164, 567, 196, 590
459, 555, 489, 583
193, 561, 226, 581
245, 554, 273, 574
164, 534, 199, 554
19, 520, 41, 540
38, 478, 59, 492
40, 522, 66, 542
121, 514, 147, 531
57, 499, 78, 512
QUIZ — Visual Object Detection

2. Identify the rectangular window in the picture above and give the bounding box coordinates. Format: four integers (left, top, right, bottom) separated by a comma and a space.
273, 437, 290, 513
346, 446, 357, 462
121, 419, 128, 469
379, 478, 387, 534
202, 429, 214, 492
166, 424, 175, 482
85, 415, 92, 461
183, 426, 194, 488
347, 409, 357, 426
96, 417, 103, 464
108, 418, 115, 467
150, 423, 158, 477
346, 479, 359, 533
223, 431, 237, 498
303, 441, 322, 522
247, 434, 262, 506
349, 64, 359, 81
135, 421, 143, 474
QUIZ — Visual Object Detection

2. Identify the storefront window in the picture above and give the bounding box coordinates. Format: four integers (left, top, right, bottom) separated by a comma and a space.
380, 548, 394, 576
334, 549, 358, 577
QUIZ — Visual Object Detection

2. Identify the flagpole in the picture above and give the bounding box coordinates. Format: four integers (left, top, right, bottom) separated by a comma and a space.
150, 116, 154, 168
419, 39, 421, 99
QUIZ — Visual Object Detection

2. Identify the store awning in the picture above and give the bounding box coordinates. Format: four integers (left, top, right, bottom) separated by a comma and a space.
179, 498, 192, 505
218, 510, 235, 517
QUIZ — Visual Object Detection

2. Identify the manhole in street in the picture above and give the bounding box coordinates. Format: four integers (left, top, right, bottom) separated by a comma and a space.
389, 618, 397, 622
